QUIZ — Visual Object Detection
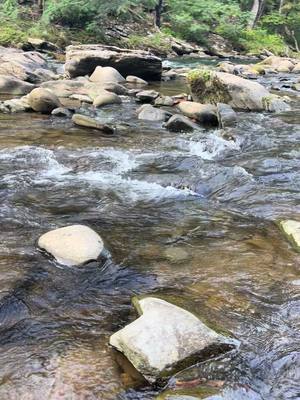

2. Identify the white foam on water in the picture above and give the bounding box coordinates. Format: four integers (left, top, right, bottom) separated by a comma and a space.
1, 146, 194, 201
188, 134, 240, 160
73, 169, 195, 201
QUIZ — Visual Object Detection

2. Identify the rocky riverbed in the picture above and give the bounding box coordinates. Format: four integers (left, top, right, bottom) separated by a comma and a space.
0, 43, 299, 399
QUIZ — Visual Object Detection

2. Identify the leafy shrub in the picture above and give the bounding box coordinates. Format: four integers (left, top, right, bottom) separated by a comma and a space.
239, 28, 286, 55
43, 0, 96, 28
126, 33, 172, 54
0, 22, 27, 46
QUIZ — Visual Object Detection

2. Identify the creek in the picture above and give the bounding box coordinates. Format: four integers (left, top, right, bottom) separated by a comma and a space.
0, 57, 299, 399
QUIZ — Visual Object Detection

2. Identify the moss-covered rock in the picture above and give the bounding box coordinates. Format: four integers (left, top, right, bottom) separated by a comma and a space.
188, 69, 290, 112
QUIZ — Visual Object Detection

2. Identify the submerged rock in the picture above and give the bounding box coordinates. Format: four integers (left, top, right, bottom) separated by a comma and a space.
28, 87, 61, 114
109, 297, 237, 383
136, 89, 159, 103
72, 114, 114, 134
38, 224, 104, 266
65, 44, 162, 80
165, 114, 199, 132
51, 107, 73, 117
177, 101, 218, 126
0, 75, 35, 95
155, 96, 175, 107
137, 104, 168, 121
188, 69, 290, 112
157, 387, 221, 400
279, 220, 300, 252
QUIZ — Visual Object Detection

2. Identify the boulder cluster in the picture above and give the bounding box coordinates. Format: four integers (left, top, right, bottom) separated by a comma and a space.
1, 40, 300, 398
0, 44, 297, 136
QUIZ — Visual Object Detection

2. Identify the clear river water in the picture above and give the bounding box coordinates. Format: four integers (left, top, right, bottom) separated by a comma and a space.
0, 57, 299, 399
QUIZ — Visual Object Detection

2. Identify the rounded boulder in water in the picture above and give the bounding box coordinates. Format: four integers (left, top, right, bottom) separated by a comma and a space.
38, 225, 104, 266
28, 87, 61, 114
89, 66, 125, 84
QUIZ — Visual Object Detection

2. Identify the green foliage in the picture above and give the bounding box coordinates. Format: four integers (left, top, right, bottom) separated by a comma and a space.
165, 0, 250, 45
239, 28, 286, 55
0, 22, 27, 46
0, 0, 298, 55
0, 0, 19, 18
43, 0, 96, 27
187, 69, 212, 83
126, 33, 172, 54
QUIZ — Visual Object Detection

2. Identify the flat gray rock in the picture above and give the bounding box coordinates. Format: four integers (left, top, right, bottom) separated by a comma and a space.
109, 297, 237, 382
138, 104, 167, 121
72, 114, 114, 134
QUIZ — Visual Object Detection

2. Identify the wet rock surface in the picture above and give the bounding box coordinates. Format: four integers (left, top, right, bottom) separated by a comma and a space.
72, 113, 114, 134
110, 297, 237, 382
177, 101, 218, 126
38, 224, 104, 266
138, 104, 168, 121
165, 114, 199, 132
0, 52, 299, 400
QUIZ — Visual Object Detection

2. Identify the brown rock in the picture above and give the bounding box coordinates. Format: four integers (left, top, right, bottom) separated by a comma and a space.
28, 87, 61, 114
65, 44, 162, 80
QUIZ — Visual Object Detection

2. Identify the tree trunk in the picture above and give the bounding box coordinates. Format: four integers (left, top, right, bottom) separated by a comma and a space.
37, 0, 44, 13
155, 0, 163, 28
279, 0, 284, 14
248, 0, 265, 28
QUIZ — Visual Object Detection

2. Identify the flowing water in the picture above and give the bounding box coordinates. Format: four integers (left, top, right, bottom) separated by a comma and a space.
0, 59, 300, 399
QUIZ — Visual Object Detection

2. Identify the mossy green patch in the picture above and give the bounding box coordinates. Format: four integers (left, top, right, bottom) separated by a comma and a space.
187, 69, 232, 105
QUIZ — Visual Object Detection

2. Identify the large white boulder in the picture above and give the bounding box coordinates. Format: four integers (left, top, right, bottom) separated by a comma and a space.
89, 66, 125, 84
38, 225, 104, 266
279, 220, 300, 252
109, 297, 237, 382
